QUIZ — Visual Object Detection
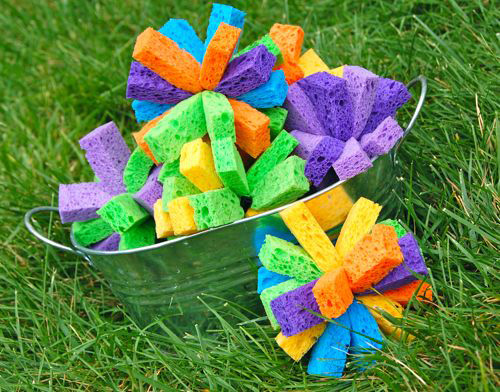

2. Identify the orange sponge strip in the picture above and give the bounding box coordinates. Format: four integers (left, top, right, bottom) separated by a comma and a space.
275, 323, 326, 361
167, 197, 198, 236
305, 186, 353, 232
312, 267, 353, 318
277, 61, 304, 85
384, 280, 433, 306
344, 224, 403, 293
269, 23, 304, 62
133, 27, 202, 93
200, 23, 241, 90
132, 112, 169, 164
228, 99, 270, 158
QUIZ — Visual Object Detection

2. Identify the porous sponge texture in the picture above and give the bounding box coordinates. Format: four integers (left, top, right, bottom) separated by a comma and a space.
344, 224, 404, 293
236, 34, 283, 66
202, 91, 236, 141
276, 323, 326, 361
259, 107, 288, 140
158, 19, 205, 63
188, 188, 244, 230
132, 100, 172, 123
153, 199, 174, 238
335, 197, 382, 260
258, 235, 323, 283
97, 193, 149, 234
379, 219, 407, 238
167, 196, 198, 236
298, 49, 329, 77
132, 27, 202, 93
123, 147, 154, 193
72, 218, 114, 247
180, 138, 223, 192
237, 70, 288, 109
278, 61, 304, 85
132, 111, 169, 164
384, 280, 432, 306
260, 279, 301, 329
158, 159, 181, 183
251, 156, 309, 210
305, 186, 353, 232
212, 137, 250, 196
269, 23, 304, 63
200, 23, 241, 90
280, 202, 341, 272
162, 176, 200, 212
118, 219, 156, 250
312, 267, 354, 318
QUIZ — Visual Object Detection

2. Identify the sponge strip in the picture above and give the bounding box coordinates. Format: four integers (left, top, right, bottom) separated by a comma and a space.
312, 267, 354, 318
162, 176, 200, 212
276, 323, 326, 362
305, 186, 353, 232
260, 279, 301, 329
205, 3, 245, 51
132, 99, 172, 123
237, 70, 288, 109
202, 91, 236, 142
132, 27, 202, 93
167, 196, 198, 236
90, 232, 120, 251
283, 83, 326, 136
360, 116, 403, 158
236, 34, 283, 66
118, 219, 156, 250
132, 111, 169, 164
158, 159, 181, 183
97, 193, 149, 234
123, 147, 154, 193
332, 137, 373, 181
259, 107, 288, 140
133, 165, 163, 214
212, 137, 250, 196
298, 49, 329, 76
158, 19, 205, 63
257, 267, 291, 294
153, 199, 174, 239
383, 280, 432, 306
269, 23, 304, 63
72, 218, 114, 247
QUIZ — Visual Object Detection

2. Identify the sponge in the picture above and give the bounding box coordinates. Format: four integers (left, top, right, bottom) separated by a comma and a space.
118, 219, 156, 250
162, 176, 200, 212
360, 116, 403, 158
269, 23, 304, 63
158, 159, 181, 183
153, 199, 174, 239
259, 107, 288, 140
228, 99, 270, 158
132, 111, 169, 164
280, 202, 342, 272
383, 280, 432, 306
202, 91, 236, 142
276, 323, 326, 361
277, 61, 304, 85
91, 232, 120, 251
332, 137, 373, 181
283, 83, 326, 136
204, 3, 245, 51
212, 137, 250, 196
335, 197, 382, 260
188, 188, 244, 230
180, 138, 223, 192
72, 218, 114, 247
167, 196, 198, 236
305, 186, 353, 232
132, 27, 202, 93
133, 165, 163, 213
123, 147, 154, 193
258, 235, 322, 283
145, 94, 207, 163
251, 156, 309, 210
132, 100, 172, 123
200, 23, 241, 90
378, 219, 406, 238
312, 267, 354, 318
158, 19, 205, 63
237, 70, 288, 109
257, 267, 291, 294
298, 49, 329, 76
246, 130, 299, 192
236, 34, 283, 66
260, 279, 301, 329
97, 193, 149, 234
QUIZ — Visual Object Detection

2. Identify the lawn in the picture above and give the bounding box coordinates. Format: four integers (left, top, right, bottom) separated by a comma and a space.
0, 0, 498, 390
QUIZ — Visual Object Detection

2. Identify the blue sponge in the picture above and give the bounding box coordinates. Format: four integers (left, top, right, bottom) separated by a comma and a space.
132, 100, 172, 123
205, 3, 245, 51
307, 313, 351, 377
257, 267, 291, 294
159, 19, 205, 63
237, 70, 288, 108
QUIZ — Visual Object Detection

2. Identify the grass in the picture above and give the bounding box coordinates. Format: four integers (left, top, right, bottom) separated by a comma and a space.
0, 0, 498, 390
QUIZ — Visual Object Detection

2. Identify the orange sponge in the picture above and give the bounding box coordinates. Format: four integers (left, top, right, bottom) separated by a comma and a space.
200, 23, 241, 90
132, 111, 169, 164
305, 186, 353, 232
344, 224, 404, 293
228, 99, 270, 158
277, 61, 304, 85
384, 280, 433, 306
312, 267, 353, 318
269, 23, 304, 62
133, 27, 202, 93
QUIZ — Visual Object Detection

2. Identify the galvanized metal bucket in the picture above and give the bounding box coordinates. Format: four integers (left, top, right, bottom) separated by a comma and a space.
25, 76, 427, 333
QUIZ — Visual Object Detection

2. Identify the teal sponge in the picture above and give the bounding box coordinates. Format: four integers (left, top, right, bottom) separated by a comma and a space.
247, 130, 299, 192
251, 156, 309, 210
202, 91, 236, 141
162, 176, 200, 211
97, 193, 149, 233
212, 137, 249, 196
188, 188, 244, 230
145, 94, 207, 163
123, 147, 154, 193
379, 219, 407, 238
72, 218, 114, 247
118, 219, 156, 250
158, 159, 181, 183
236, 34, 283, 66
259, 235, 322, 283
260, 107, 288, 140
260, 279, 301, 328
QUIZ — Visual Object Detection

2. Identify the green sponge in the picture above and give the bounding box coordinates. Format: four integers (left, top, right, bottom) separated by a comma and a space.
158, 159, 181, 183
97, 193, 149, 233
379, 219, 407, 238
145, 94, 207, 163
162, 176, 200, 211
202, 91, 235, 141
247, 130, 299, 192
118, 219, 155, 250
259, 235, 322, 283
260, 279, 301, 329
212, 137, 249, 196
188, 188, 244, 230
236, 34, 284, 66
123, 147, 154, 193
259, 107, 288, 140
72, 218, 114, 247
251, 156, 309, 210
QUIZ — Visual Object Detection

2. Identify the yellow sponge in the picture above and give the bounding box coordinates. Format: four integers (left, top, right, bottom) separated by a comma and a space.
298, 49, 329, 77
280, 202, 342, 272
167, 197, 198, 236
275, 322, 326, 361
153, 199, 173, 238
245, 208, 268, 218
328, 65, 344, 78
180, 138, 223, 192
335, 197, 382, 260
305, 186, 353, 232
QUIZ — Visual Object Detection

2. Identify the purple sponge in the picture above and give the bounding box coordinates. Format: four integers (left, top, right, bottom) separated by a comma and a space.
283, 83, 326, 136
297, 72, 354, 141
58, 182, 113, 224
90, 232, 121, 251
126, 61, 192, 104
332, 138, 373, 181
291, 130, 345, 186
360, 116, 403, 158
362, 77, 412, 136
215, 45, 276, 97
79, 122, 130, 194
133, 165, 163, 214
343, 66, 379, 139
270, 280, 323, 337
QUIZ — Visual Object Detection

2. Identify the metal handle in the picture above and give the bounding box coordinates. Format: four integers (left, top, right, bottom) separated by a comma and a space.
24, 206, 91, 262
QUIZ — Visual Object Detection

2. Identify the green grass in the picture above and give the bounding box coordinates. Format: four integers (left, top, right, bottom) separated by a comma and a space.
1, 0, 499, 390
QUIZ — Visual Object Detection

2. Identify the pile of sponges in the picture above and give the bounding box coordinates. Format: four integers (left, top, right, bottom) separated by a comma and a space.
257, 197, 432, 376
58, 3, 412, 251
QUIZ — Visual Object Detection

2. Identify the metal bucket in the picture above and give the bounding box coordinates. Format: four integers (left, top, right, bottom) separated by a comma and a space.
25, 76, 427, 333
